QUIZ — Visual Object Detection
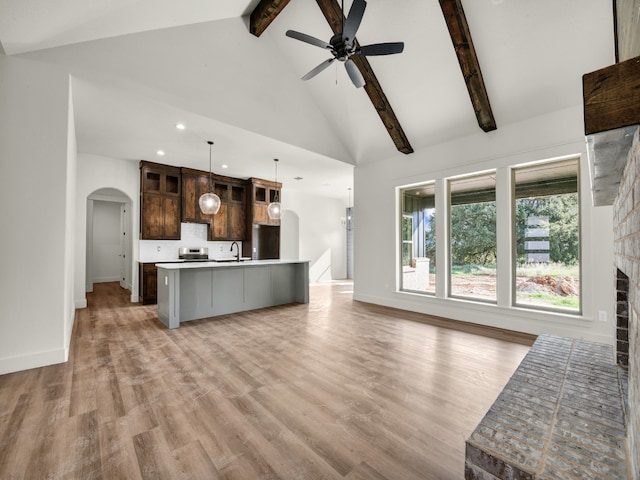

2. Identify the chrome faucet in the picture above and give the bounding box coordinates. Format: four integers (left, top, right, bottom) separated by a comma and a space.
230, 241, 240, 262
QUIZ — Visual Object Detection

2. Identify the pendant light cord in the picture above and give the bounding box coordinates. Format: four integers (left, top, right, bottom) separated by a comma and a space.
274, 158, 279, 202
208, 141, 213, 193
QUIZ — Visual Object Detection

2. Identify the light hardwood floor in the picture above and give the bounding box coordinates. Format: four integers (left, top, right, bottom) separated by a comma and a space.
0, 281, 533, 479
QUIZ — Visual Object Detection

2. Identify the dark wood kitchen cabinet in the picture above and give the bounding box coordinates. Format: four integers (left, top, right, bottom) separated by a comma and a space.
181, 168, 248, 241
181, 168, 211, 224
140, 161, 181, 239
226, 181, 248, 240
248, 177, 281, 226
209, 179, 248, 241
139, 262, 158, 305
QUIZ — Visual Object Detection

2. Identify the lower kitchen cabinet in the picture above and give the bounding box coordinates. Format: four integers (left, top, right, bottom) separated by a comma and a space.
140, 263, 158, 305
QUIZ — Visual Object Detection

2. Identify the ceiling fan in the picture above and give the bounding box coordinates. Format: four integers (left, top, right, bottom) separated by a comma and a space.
285, 0, 404, 88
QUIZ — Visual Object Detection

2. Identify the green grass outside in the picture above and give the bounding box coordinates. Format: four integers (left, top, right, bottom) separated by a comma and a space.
515, 262, 579, 278
451, 264, 496, 275
518, 292, 580, 309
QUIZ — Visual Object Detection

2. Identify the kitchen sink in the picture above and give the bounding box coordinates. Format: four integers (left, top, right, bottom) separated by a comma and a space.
212, 257, 251, 263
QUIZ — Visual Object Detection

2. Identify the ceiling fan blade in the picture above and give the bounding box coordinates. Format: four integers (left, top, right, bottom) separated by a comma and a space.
345, 58, 365, 88
342, 0, 367, 46
302, 58, 335, 81
286, 30, 332, 50
356, 42, 404, 56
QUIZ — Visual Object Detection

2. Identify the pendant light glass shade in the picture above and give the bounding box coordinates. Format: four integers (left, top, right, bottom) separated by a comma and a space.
199, 192, 221, 215
267, 158, 282, 220
267, 201, 281, 220
199, 141, 221, 215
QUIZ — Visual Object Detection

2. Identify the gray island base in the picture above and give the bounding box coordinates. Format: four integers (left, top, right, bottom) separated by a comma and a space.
156, 260, 310, 328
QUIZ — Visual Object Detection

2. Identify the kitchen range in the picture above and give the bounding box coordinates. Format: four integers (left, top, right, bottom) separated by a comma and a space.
178, 246, 252, 263
178, 247, 209, 261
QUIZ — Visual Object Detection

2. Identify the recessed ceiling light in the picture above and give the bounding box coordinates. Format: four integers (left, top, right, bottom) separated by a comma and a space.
157, 150, 165, 156
294, 176, 303, 180
175, 123, 185, 130
221, 164, 228, 169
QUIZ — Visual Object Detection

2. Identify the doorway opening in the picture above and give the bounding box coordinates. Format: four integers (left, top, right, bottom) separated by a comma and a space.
86, 188, 132, 294
346, 206, 354, 279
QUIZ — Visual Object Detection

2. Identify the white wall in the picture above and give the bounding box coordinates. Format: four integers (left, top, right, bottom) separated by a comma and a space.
91, 201, 122, 282
281, 209, 300, 261
282, 190, 347, 282
0, 56, 73, 374
75, 153, 139, 307
64, 82, 78, 350
354, 105, 616, 345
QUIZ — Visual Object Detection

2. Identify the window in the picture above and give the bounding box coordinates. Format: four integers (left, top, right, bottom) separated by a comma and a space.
397, 159, 581, 317
513, 159, 580, 311
402, 215, 413, 267
400, 183, 436, 294
449, 172, 497, 302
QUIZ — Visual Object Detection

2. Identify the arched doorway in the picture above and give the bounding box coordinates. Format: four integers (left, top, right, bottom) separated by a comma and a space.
86, 188, 133, 294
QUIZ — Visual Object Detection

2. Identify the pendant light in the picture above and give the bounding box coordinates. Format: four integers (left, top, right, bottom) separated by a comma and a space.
267, 158, 282, 220
199, 141, 221, 215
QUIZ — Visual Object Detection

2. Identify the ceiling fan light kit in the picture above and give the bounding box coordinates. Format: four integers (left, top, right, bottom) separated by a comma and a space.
286, 0, 404, 88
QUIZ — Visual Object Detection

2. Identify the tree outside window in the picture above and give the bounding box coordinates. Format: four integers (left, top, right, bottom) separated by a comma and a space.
513, 159, 580, 311
449, 173, 497, 302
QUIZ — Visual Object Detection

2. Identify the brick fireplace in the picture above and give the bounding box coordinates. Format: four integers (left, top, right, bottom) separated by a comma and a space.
613, 127, 640, 479
617, 269, 630, 368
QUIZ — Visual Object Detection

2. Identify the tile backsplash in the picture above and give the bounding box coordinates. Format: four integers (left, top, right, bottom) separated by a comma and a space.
139, 223, 241, 262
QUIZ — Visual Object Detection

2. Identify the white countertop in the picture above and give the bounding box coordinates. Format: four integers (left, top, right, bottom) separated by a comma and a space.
155, 259, 309, 270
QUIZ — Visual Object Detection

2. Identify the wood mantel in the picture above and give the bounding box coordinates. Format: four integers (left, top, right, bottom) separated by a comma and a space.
583, 56, 640, 135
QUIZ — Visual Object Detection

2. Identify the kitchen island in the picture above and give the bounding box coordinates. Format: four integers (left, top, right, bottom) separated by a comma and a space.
156, 260, 309, 328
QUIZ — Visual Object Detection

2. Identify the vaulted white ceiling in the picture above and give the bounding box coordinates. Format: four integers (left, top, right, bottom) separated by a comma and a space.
0, 0, 615, 199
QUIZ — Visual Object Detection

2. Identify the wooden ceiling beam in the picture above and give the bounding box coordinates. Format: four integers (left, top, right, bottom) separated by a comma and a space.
250, 0, 292, 37
315, 0, 414, 154
439, 0, 496, 132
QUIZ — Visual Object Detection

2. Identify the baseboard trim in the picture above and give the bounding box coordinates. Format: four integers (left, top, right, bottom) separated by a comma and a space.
75, 298, 87, 309
352, 292, 613, 345
130, 294, 139, 303
93, 277, 120, 283
0, 348, 67, 376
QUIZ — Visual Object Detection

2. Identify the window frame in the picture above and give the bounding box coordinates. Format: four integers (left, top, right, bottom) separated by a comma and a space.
398, 182, 436, 295
510, 158, 582, 314
447, 171, 498, 304
401, 214, 413, 269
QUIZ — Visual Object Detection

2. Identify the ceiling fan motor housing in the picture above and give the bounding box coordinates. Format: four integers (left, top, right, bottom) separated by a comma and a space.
330, 33, 352, 61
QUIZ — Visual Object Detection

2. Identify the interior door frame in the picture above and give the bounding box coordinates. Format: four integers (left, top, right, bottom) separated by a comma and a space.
86, 189, 133, 294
